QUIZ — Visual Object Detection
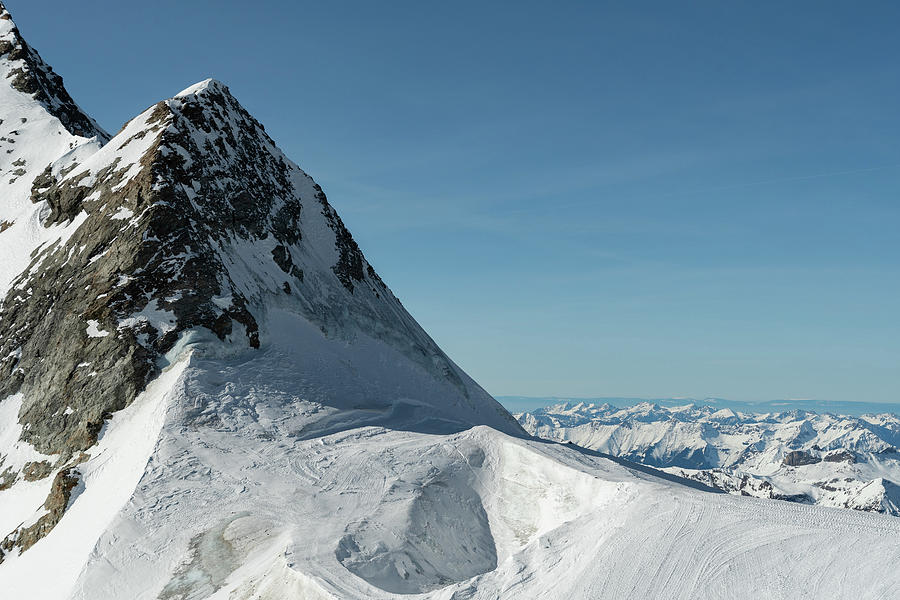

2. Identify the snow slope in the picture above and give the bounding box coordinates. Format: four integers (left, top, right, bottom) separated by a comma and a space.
4, 313, 900, 599
0, 358, 188, 598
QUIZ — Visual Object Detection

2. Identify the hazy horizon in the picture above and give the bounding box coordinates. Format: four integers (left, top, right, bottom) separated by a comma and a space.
499, 395, 900, 416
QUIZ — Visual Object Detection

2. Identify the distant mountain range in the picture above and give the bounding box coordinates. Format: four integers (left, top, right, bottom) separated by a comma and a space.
517, 401, 900, 516
500, 395, 900, 417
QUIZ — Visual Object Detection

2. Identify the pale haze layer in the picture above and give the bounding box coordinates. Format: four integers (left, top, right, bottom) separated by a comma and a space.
11, 0, 899, 403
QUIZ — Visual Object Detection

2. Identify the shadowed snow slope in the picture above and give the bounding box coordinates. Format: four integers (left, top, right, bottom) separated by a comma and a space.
1, 4, 900, 599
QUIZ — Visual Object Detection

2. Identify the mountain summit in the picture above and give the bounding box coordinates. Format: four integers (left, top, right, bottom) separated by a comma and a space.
1, 73, 519, 460
0, 1, 519, 566
2, 5, 900, 599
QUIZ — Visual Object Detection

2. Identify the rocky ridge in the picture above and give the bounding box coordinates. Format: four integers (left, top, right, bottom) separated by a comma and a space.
0, 4, 518, 563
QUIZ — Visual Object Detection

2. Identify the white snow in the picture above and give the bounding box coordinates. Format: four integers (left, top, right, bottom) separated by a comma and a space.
175, 78, 223, 98
117, 299, 178, 336
109, 207, 134, 220
84, 320, 109, 338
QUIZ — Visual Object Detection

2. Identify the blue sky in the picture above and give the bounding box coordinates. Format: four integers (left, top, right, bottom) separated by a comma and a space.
11, 1, 899, 403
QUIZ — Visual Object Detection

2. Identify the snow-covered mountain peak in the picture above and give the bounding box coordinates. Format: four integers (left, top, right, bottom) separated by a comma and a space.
175, 77, 228, 98
0, 3, 105, 141
0, 7, 520, 566
0, 69, 521, 457
519, 402, 900, 516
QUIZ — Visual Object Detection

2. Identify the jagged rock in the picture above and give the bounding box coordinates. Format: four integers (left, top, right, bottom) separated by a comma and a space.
0, 466, 15, 490
21, 460, 52, 481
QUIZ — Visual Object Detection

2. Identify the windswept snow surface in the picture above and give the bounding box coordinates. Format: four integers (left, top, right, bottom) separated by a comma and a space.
2, 311, 899, 599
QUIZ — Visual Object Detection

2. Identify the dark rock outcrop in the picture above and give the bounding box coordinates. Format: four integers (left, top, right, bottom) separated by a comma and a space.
782, 450, 821, 467
21, 460, 52, 481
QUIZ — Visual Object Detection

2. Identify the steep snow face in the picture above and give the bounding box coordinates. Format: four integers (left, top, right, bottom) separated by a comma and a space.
0, 4, 105, 139
518, 402, 900, 515
0, 358, 188, 597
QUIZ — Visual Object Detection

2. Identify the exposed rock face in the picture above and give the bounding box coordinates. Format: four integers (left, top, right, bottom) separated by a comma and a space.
21, 460, 52, 481
782, 450, 821, 467
0, 78, 465, 460
0, 466, 15, 490
0, 85, 274, 459
824, 450, 856, 463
